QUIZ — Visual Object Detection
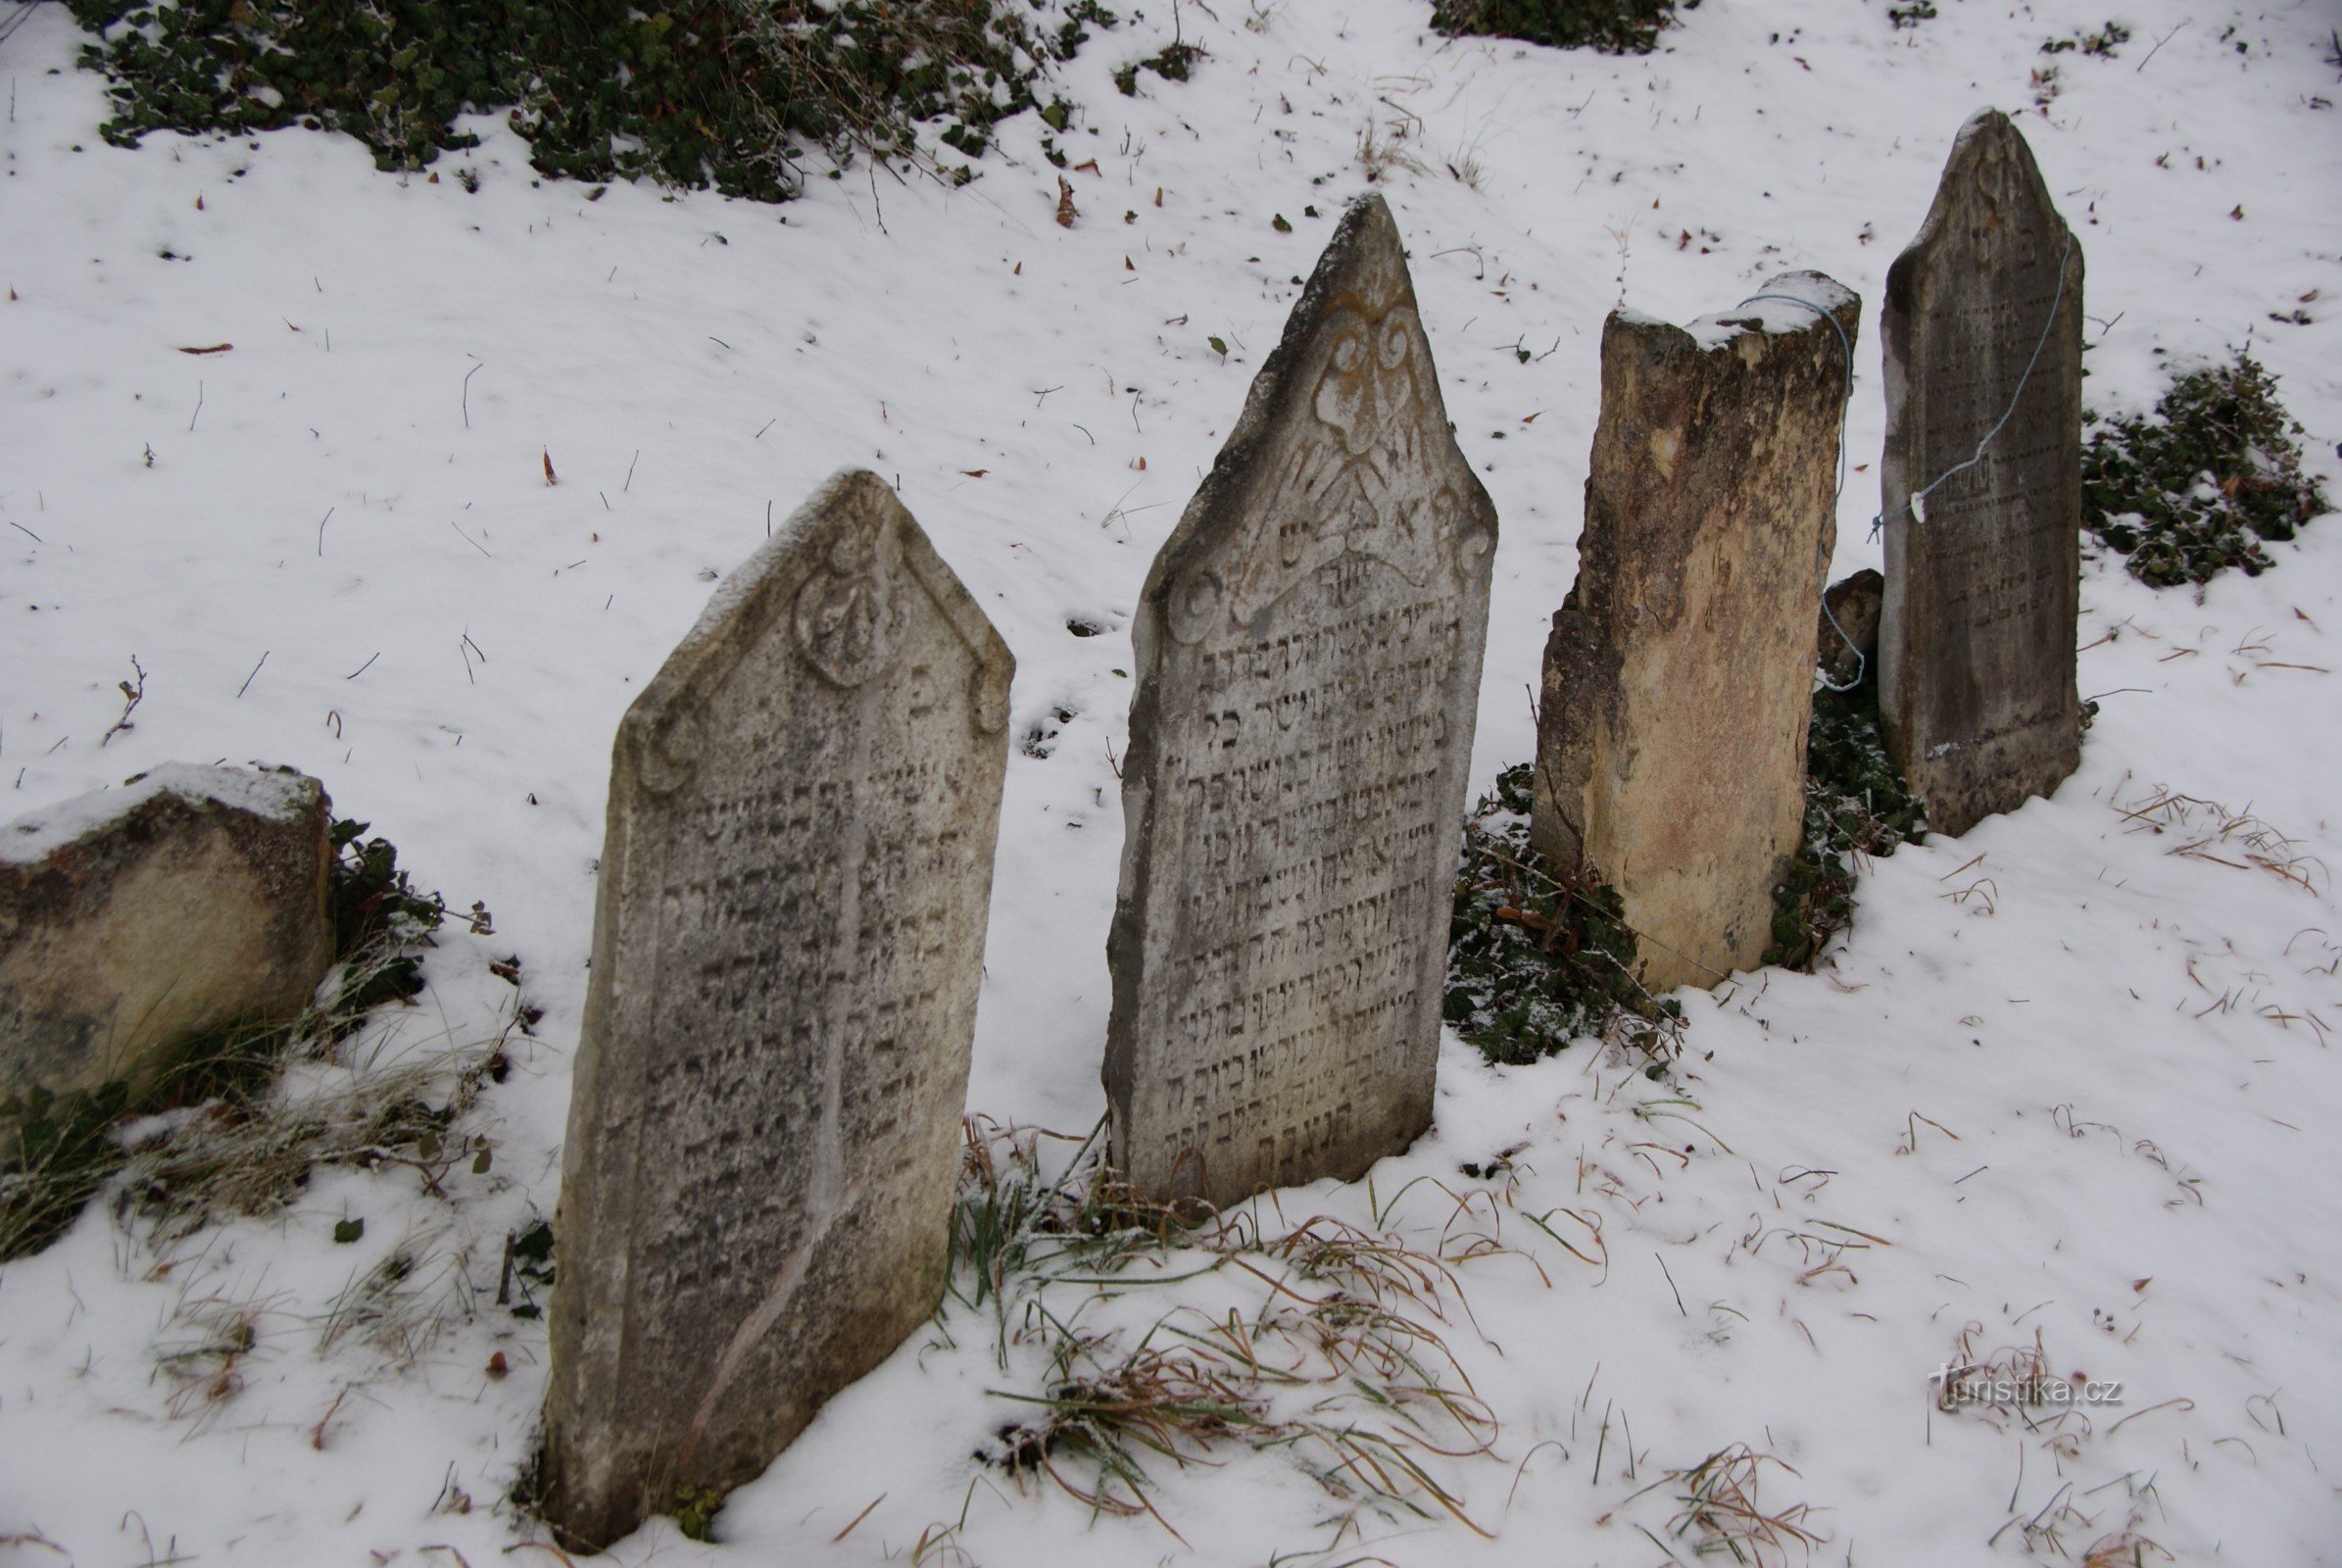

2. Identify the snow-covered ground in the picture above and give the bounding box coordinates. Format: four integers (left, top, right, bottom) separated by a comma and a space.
4, 0, 2340, 1561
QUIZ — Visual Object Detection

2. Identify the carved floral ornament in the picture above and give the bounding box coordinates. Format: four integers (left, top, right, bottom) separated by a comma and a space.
629, 486, 1010, 800
793, 508, 1010, 734
1171, 298, 1489, 644
795, 514, 903, 690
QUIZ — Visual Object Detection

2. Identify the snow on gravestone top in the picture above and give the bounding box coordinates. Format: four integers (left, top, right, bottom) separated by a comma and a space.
1880, 109, 2084, 838
539, 470, 1012, 1551
1104, 194, 1497, 1208
0, 762, 322, 865
1530, 272, 1860, 992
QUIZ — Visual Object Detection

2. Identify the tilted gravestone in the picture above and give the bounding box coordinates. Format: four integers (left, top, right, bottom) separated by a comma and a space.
540, 470, 1012, 1550
1531, 274, 1860, 992
1104, 194, 1497, 1208
1879, 109, 2084, 837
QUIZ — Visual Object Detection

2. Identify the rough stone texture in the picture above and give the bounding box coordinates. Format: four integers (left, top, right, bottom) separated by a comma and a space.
539, 470, 1012, 1551
1531, 274, 1860, 993
1104, 194, 1496, 1209
1879, 109, 2084, 837
1, 764, 331, 1112
1820, 568, 1885, 689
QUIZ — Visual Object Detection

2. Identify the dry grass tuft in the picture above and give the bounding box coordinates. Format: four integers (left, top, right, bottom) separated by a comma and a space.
113, 1014, 509, 1251
949, 1120, 1533, 1543
2114, 783, 2327, 893
2081, 1528, 2176, 1567
152, 1287, 289, 1430
1630, 1444, 1826, 1566
317, 1225, 477, 1369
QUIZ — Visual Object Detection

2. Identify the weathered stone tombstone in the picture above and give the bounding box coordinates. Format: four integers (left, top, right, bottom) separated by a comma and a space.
540, 470, 1013, 1550
1103, 194, 1497, 1209
1879, 109, 2084, 837
1530, 274, 1860, 993
2, 764, 332, 1123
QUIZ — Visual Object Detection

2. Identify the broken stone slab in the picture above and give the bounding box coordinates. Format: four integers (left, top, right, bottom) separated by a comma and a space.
539, 469, 1013, 1551
1879, 109, 2085, 837
1, 764, 332, 1120
1820, 568, 1885, 690
1532, 273, 1860, 993
1103, 193, 1498, 1209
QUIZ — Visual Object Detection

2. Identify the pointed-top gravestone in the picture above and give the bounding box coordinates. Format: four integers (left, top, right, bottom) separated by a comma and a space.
1879, 109, 2084, 837
540, 470, 1012, 1551
1104, 194, 1497, 1208
1531, 273, 1860, 991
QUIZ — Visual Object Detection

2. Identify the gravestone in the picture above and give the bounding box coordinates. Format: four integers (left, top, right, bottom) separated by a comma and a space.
1819, 568, 1885, 690
1530, 274, 1860, 992
1104, 194, 1497, 1208
540, 470, 1013, 1551
2, 764, 331, 1119
1879, 109, 2084, 836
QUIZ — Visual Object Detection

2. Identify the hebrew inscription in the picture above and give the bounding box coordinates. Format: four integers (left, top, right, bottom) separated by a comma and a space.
1106, 194, 1497, 1207
541, 470, 1012, 1551
1879, 109, 2084, 836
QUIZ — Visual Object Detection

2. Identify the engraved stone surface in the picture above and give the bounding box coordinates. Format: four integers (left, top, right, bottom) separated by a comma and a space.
1531, 274, 1860, 992
1879, 109, 2084, 837
540, 470, 1013, 1551
1104, 194, 1496, 1208
2, 764, 331, 1117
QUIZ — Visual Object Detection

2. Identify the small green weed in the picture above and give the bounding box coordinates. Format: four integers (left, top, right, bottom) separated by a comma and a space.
671, 1482, 726, 1544
2041, 21, 2132, 57
505, 1217, 557, 1319
329, 815, 450, 1016
2083, 351, 2330, 588
1112, 39, 1203, 96
1445, 764, 1682, 1067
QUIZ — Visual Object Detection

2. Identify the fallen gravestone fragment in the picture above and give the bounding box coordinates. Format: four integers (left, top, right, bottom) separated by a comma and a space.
1879, 109, 2084, 836
1105, 193, 1497, 1208
1, 763, 332, 1127
539, 470, 1013, 1549
1532, 273, 1860, 992
1819, 568, 1885, 690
